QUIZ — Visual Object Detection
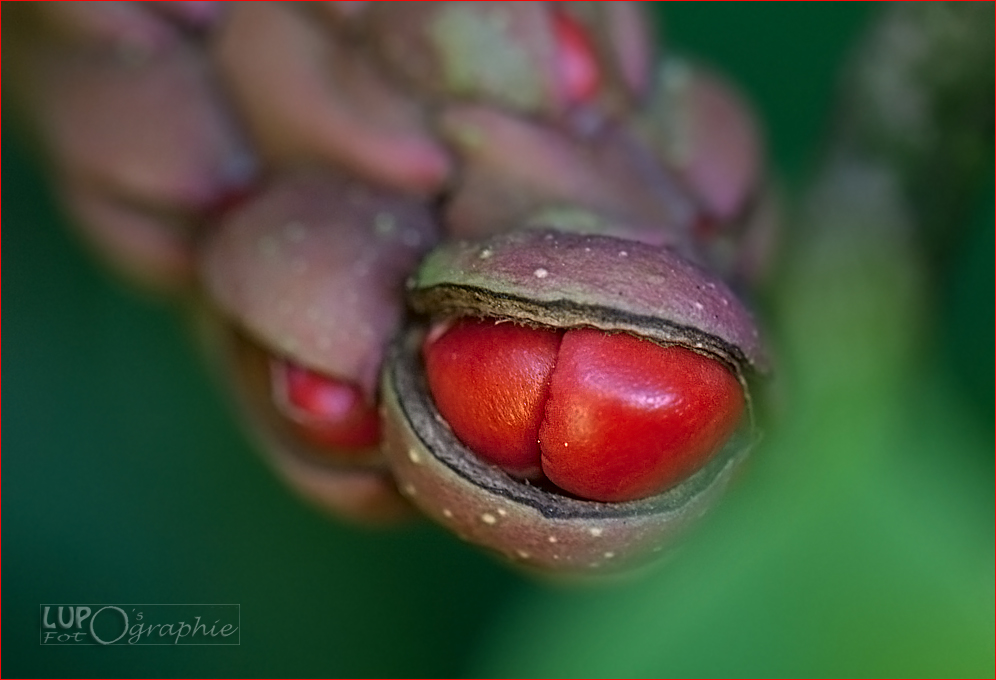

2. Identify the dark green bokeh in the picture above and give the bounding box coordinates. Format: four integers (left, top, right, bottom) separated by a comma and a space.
4, 4, 993, 678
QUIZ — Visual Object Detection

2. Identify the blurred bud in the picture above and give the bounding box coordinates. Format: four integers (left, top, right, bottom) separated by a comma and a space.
12, 33, 256, 289
366, 2, 654, 117
638, 60, 763, 223
440, 105, 697, 244
199, 169, 438, 400
212, 2, 451, 195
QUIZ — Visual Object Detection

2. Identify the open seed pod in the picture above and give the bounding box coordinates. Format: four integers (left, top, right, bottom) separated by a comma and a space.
198, 314, 413, 525
381, 228, 767, 572
199, 169, 438, 523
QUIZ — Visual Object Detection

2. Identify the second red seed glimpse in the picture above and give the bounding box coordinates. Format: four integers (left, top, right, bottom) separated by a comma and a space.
551, 9, 602, 103
423, 317, 745, 503
270, 357, 381, 451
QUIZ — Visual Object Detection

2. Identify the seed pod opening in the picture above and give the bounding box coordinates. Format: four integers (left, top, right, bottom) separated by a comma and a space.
382, 228, 767, 571
212, 320, 412, 525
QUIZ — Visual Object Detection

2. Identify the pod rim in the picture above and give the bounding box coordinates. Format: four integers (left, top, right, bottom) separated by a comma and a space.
409, 228, 769, 375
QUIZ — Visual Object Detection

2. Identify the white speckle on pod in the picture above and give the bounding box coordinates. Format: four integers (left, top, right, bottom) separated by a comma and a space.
407, 448, 423, 464
533, 268, 549, 279
402, 229, 422, 247
284, 221, 307, 242
589, 527, 603, 537
478, 248, 493, 260
114, 41, 153, 68
402, 483, 417, 497
481, 513, 497, 525
497, 508, 508, 517
547, 535, 558, 544
258, 235, 279, 258
374, 212, 396, 235
694, 301, 704, 310
442, 508, 454, 519
515, 549, 530, 560
279, 336, 297, 353
603, 551, 616, 559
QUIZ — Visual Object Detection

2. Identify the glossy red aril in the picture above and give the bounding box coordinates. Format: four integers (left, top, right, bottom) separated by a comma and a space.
270, 357, 380, 450
540, 328, 744, 502
422, 318, 744, 502
551, 9, 601, 103
422, 318, 561, 479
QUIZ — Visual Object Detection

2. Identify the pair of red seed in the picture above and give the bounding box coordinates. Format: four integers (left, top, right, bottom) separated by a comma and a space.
271, 317, 744, 503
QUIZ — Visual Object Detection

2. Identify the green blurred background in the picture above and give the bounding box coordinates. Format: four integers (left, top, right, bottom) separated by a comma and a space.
5, 4, 993, 677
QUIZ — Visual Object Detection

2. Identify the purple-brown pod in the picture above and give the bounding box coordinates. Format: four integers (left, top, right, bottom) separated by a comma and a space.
197, 313, 412, 525
10, 31, 256, 289
561, 1, 657, 102
636, 60, 763, 225
381, 228, 767, 572
439, 105, 697, 244
212, 2, 451, 196
632, 59, 777, 285
198, 169, 438, 523
365, 2, 652, 117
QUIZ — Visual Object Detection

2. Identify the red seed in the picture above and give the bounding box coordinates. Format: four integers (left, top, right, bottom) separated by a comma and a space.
551, 9, 601, 103
540, 329, 744, 502
422, 318, 562, 479
270, 357, 380, 450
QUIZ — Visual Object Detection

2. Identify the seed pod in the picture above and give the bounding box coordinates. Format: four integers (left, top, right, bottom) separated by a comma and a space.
381, 228, 766, 572
439, 105, 697, 243
637, 60, 762, 224
199, 169, 437, 523
11, 34, 256, 289
213, 2, 451, 196
633, 60, 775, 286
201, 316, 413, 525
366, 2, 655, 118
